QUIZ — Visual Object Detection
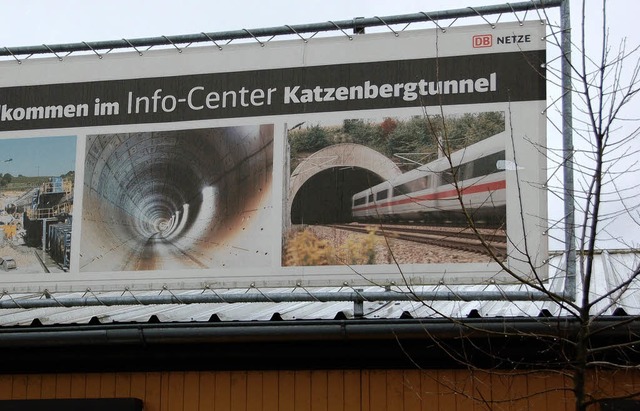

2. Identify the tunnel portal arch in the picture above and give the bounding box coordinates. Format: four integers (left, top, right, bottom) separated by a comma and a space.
287, 143, 402, 225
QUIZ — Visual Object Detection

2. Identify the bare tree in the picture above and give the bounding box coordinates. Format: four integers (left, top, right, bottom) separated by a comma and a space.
281, 2, 639, 409
412, 1, 640, 410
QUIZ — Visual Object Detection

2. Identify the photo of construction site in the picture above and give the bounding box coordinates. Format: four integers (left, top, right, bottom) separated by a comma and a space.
0, 136, 76, 273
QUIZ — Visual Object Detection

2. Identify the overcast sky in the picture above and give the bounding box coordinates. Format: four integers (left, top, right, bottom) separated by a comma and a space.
2, 1, 507, 46
0, 1, 633, 48
1, 0, 639, 248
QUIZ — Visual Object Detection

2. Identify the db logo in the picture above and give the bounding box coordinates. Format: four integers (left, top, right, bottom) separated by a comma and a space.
473, 34, 493, 48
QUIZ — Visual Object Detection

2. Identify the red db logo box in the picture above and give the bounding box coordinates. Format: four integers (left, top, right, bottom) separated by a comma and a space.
473, 34, 492, 48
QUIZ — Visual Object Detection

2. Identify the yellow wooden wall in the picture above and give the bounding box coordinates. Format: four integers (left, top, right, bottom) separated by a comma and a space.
0, 369, 637, 411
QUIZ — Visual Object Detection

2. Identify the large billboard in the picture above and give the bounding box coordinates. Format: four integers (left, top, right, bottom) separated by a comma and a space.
0, 21, 547, 292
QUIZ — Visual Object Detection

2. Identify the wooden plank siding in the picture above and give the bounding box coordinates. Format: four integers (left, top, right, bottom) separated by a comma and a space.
0, 370, 636, 410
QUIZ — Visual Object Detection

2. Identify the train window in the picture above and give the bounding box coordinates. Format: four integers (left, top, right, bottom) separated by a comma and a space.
368, 194, 374, 202
439, 150, 505, 185
376, 189, 388, 200
393, 176, 431, 197
354, 197, 366, 206
439, 168, 458, 186
461, 163, 473, 180
469, 151, 505, 178
410, 176, 431, 192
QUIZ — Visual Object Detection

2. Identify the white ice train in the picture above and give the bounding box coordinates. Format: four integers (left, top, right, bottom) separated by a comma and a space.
351, 131, 507, 226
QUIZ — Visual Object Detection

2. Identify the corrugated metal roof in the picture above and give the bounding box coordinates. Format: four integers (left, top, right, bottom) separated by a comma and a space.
0, 250, 637, 327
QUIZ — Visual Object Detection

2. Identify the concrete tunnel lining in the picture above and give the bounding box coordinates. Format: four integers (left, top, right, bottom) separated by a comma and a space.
80, 124, 274, 272
287, 143, 403, 225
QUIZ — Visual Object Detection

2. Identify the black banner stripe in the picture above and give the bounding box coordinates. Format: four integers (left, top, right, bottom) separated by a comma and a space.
0, 50, 545, 131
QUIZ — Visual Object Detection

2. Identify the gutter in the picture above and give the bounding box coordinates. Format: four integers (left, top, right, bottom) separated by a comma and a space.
0, 317, 637, 348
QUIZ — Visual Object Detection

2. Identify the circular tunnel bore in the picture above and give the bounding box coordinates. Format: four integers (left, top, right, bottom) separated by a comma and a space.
290, 167, 384, 224
80, 125, 274, 272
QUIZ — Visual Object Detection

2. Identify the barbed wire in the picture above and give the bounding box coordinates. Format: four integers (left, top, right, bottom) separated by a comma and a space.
0, 0, 560, 63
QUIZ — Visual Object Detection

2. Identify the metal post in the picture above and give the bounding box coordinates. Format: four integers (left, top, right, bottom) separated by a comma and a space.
561, 0, 576, 300
41, 219, 46, 253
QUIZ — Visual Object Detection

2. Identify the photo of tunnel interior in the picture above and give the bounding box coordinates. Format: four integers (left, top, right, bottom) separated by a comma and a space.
80, 124, 274, 273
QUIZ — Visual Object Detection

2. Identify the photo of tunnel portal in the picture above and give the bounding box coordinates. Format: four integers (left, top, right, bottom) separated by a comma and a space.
80, 124, 274, 272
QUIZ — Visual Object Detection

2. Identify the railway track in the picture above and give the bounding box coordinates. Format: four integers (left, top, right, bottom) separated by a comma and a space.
123, 233, 208, 271
330, 223, 507, 258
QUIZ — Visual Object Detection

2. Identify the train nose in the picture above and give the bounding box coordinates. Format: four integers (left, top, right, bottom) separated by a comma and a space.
79, 125, 274, 272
